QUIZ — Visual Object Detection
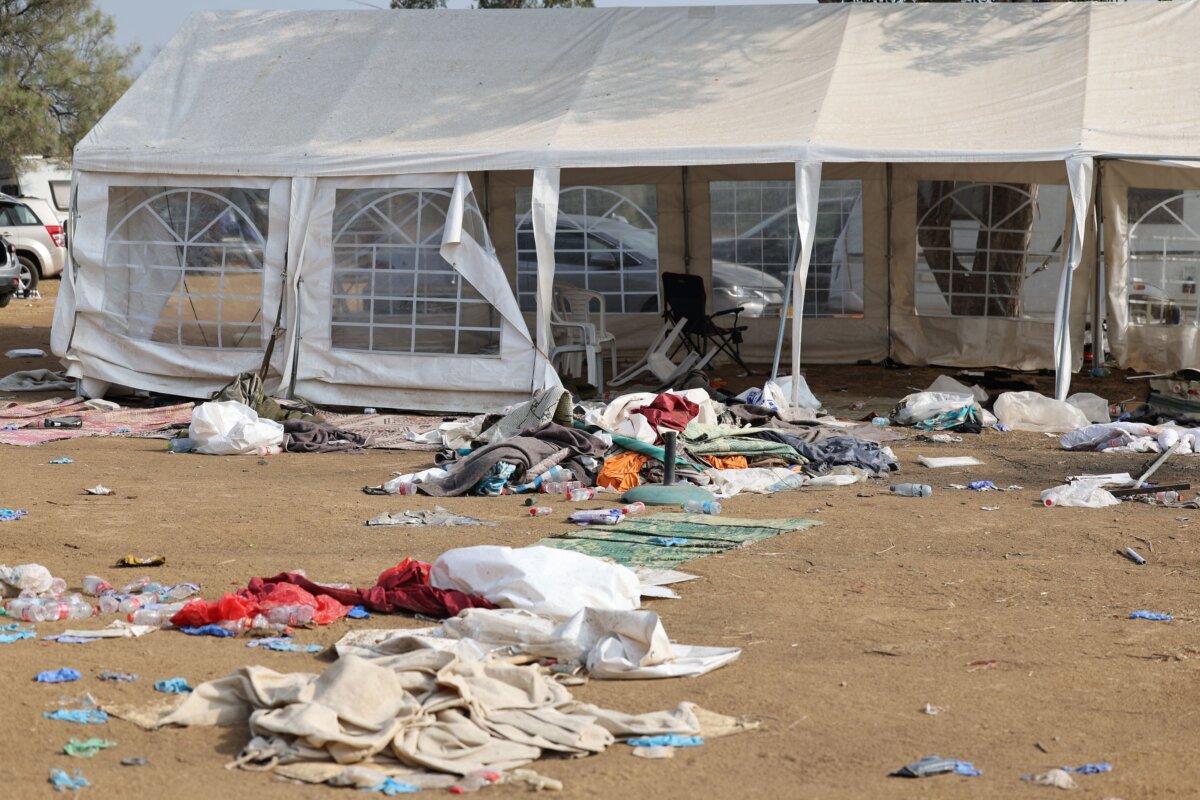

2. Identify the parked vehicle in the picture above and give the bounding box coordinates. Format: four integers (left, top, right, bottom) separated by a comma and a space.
0, 193, 67, 293
0, 155, 71, 223
0, 235, 21, 308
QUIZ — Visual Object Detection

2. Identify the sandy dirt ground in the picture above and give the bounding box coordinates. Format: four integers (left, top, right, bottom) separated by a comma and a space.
1, 282, 1198, 798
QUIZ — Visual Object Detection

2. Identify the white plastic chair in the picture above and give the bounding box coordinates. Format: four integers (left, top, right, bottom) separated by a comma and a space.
609, 317, 717, 389
549, 286, 613, 392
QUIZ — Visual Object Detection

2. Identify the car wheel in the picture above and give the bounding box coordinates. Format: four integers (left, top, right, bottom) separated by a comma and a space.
16, 255, 39, 293
0, 294, 10, 308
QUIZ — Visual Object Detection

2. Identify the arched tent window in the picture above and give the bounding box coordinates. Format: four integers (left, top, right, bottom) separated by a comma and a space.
515, 185, 660, 314
1126, 188, 1200, 326
914, 181, 1066, 321
103, 187, 268, 348
331, 188, 501, 355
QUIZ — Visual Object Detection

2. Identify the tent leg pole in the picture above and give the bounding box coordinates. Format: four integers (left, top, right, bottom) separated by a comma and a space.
1091, 170, 1107, 377
770, 242, 796, 382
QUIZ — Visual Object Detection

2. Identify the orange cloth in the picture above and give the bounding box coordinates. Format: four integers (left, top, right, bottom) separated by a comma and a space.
703, 455, 748, 470
597, 451, 649, 492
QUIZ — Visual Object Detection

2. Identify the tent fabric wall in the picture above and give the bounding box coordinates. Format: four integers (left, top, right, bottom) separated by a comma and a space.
54, 171, 292, 398
1102, 159, 1200, 373
291, 173, 541, 411
888, 162, 1093, 372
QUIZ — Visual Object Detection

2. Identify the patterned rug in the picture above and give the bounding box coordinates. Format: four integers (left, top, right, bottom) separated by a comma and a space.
537, 512, 821, 568
0, 402, 194, 447
323, 412, 467, 451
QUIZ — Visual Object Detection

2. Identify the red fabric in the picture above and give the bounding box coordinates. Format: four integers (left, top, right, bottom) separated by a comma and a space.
244, 557, 494, 619
633, 393, 700, 438
251, 582, 351, 626
171, 593, 260, 628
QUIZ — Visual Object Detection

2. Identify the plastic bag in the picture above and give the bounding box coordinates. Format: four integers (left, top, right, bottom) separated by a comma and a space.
189, 401, 284, 455
1040, 482, 1120, 508
892, 391, 976, 426
430, 545, 641, 619
927, 375, 988, 403
993, 391, 1091, 433
1066, 392, 1111, 424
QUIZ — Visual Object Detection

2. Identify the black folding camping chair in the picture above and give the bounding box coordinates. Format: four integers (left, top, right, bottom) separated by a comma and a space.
660, 272, 754, 376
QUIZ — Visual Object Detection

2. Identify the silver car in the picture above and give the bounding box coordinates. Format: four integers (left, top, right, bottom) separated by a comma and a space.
0, 193, 66, 293
0, 235, 21, 307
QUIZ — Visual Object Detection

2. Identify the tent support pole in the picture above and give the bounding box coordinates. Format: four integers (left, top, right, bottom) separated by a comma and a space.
770, 235, 797, 382
885, 164, 893, 362
1091, 163, 1107, 377
681, 167, 692, 273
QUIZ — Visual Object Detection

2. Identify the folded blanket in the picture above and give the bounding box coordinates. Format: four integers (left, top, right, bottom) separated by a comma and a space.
282, 420, 368, 453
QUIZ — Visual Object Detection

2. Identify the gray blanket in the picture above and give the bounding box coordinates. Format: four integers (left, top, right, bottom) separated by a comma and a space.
419, 422, 605, 497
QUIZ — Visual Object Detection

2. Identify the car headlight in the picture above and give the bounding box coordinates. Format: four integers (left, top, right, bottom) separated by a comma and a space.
723, 285, 748, 298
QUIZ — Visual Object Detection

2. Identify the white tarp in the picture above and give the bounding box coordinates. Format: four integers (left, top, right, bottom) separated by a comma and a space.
76, 4, 1200, 176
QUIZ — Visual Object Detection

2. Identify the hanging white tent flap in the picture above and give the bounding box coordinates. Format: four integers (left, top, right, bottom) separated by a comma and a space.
531, 168, 563, 392
1054, 155, 1094, 400
789, 160, 823, 406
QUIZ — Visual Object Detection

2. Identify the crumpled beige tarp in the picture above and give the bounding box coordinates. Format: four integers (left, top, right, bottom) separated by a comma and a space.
334, 606, 741, 680
156, 652, 749, 782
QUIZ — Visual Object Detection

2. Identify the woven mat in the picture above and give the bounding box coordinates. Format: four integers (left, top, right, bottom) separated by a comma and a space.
537, 512, 821, 568
0, 402, 194, 447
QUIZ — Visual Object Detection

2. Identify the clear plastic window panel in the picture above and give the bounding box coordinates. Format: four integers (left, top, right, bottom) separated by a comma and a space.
102, 187, 269, 349
330, 188, 501, 356
1126, 188, 1200, 327
515, 185, 660, 314
914, 181, 1067, 320
708, 179, 864, 319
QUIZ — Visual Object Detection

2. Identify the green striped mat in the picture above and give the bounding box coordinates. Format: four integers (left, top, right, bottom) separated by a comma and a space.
537, 512, 820, 567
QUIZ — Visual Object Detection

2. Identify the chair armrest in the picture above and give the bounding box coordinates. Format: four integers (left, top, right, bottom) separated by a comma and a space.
711, 306, 745, 319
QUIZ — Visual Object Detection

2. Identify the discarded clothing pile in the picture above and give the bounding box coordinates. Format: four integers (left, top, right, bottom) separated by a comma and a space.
241, 558, 495, 619
153, 653, 751, 790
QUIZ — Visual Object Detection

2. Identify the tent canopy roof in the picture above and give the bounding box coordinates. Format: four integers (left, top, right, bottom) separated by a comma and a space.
77, 2, 1200, 176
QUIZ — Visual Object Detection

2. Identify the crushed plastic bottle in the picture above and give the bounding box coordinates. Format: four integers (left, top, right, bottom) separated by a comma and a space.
449, 770, 503, 794
10, 596, 92, 622
98, 593, 123, 615
128, 603, 184, 627
264, 605, 315, 626
568, 509, 624, 525
528, 506, 552, 517
619, 501, 646, 515
567, 487, 597, 501
117, 595, 147, 615
683, 500, 722, 515
82, 576, 113, 597
541, 480, 581, 495
871, 417, 890, 427
118, 577, 151, 595
890, 483, 932, 498
166, 437, 195, 453
158, 583, 200, 603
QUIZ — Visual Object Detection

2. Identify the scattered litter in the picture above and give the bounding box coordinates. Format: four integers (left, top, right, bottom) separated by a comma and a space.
504, 770, 563, 792
59, 622, 155, 640
375, 776, 422, 794
647, 536, 690, 547
1122, 547, 1146, 565
0, 508, 27, 521
44, 708, 108, 724
179, 624, 236, 638
365, 506, 496, 527
48, 768, 89, 793
1022, 768, 1077, 789
967, 480, 997, 491
49, 455, 74, 464
917, 455, 983, 468
921, 703, 944, 716
98, 670, 138, 682
6, 348, 46, 358
83, 485, 112, 496
36, 668, 82, 684
890, 483, 931, 497
0, 623, 35, 643
927, 433, 963, 443
568, 508, 625, 526
1129, 610, 1172, 621
967, 659, 998, 671
114, 554, 166, 568
1041, 482, 1120, 509
154, 677, 193, 694
63, 738, 117, 758
626, 734, 703, 748
1070, 762, 1112, 774
632, 745, 675, 759
347, 605, 370, 619
120, 757, 148, 767
449, 771, 502, 794
890, 755, 981, 778
246, 638, 322, 653
981, 506, 1000, 511
48, 636, 97, 645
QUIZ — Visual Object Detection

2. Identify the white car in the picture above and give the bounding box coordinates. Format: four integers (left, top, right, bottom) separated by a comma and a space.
0, 193, 66, 293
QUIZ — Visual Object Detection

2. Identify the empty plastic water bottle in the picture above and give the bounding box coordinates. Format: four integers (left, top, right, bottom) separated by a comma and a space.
540, 480, 581, 495
159, 583, 200, 603
542, 465, 572, 483
449, 770, 502, 794
264, 605, 315, 626
528, 506, 552, 517
6, 597, 47, 622
393, 482, 418, 496
119, 577, 151, 595
683, 500, 722, 515
871, 417, 890, 427
890, 483, 932, 498
167, 437, 195, 453
128, 603, 184, 627
567, 487, 597, 501
620, 501, 646, 515
119, 595, 147, 615
98, 593, 123, 615
82, 576, 113, 597
568, 509, 624, 525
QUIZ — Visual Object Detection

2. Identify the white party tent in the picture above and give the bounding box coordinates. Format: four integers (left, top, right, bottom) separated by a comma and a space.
51, 3, 1200, 410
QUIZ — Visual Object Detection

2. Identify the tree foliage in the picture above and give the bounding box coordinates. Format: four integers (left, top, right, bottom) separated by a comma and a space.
0, 0, 135, 169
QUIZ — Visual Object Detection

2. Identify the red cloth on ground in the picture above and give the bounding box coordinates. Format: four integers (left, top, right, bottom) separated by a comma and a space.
244, 557, 494, 619
250, 582, 351, 625
171, 593, 260, 628
632, 393, 700, 437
